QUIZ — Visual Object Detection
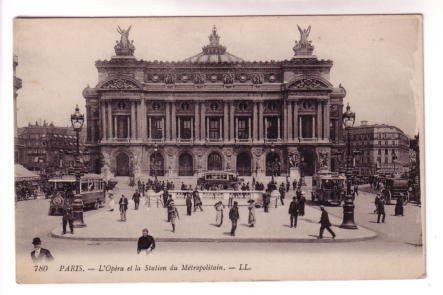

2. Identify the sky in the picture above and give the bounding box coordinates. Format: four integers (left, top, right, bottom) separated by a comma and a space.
13, 15, 422, 136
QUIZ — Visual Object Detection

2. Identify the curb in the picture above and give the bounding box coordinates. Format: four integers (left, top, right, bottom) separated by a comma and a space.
50, 230, 377, 244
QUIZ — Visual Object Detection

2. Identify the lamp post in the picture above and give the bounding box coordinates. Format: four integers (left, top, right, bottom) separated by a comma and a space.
70, 104, 86, 227
340, 103, 358, 229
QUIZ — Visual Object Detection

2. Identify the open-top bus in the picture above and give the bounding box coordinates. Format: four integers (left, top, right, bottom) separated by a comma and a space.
197, 171, 242, 190
48, 174, 106, 215
311, 172, 346, 206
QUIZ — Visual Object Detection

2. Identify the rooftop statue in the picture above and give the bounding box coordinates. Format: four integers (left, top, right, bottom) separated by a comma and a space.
293, 25, 314, 57
114, 25, 135, 56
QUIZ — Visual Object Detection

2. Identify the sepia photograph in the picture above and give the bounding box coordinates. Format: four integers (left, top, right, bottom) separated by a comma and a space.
12, 15, 424, 284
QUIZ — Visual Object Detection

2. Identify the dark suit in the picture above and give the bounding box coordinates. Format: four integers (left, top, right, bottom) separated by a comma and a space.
229, 206, 240, 236
288, 200, 298, 227
119, 197, 128, 221
31, 248, 54, 263
132, 192, 141, 210
377, 199, 386, 223
319, 209, 336, 238
62, 206, 74, 234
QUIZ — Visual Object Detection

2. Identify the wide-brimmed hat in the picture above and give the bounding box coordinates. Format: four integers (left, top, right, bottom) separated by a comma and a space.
32, 237, 41, 245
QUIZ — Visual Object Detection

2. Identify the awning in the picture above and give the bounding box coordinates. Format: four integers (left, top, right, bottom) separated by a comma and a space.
15, 164, 40, 181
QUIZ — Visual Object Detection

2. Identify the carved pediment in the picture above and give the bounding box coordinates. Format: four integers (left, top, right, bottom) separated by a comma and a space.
287, 76, 332, 91
99, 78, 141, 90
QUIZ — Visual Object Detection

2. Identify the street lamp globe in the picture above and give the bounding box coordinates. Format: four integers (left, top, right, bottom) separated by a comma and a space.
70, 105, 85, 132
342, 103, 355, 129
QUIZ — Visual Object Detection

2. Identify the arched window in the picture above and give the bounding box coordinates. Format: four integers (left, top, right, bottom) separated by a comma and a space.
178, 153, 194, 176
208, 152, 223, 171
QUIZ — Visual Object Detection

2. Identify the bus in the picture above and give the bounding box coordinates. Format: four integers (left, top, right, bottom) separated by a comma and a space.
311, 172, 346, 206
197, 171, 242, 190
48, 174, 106, 215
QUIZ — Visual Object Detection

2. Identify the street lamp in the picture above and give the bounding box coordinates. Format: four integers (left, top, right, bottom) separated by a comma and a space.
70, 104, 86, 227
340, 103, 358, 229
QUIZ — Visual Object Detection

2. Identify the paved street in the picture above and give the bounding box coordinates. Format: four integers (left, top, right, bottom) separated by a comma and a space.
15, 185, 424, 282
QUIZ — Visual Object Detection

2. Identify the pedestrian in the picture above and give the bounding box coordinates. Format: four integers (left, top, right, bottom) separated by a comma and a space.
395, 193, 405, 216
247, 199, 256, 227
168, 201, 179, 233
137, 228, 155, 254
193, 189, 203, 212
298, 192, 306, 216
318, 206, 336, 239
229, 201, 240, 236
376, 195, 386, 223
62, 203, 74, 235
373, 194, 380, 213
354, 184, 359, 196
132, 189, 141, 210
263, 192, 270, 213
279, 183, 285, 206
30, 237, 54, 263
214, 201, 224, 227
108, 193, 115, 211
162, 189, 169, 208
292, 179, 298, 191
185, 192, 193, 216
288, 197, 299, 228
141, 182, 146, 197
165, 194, 173, 222
119, 194, 128, 221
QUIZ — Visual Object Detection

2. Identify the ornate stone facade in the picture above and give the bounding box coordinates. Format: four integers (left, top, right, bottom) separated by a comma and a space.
83, 26, 346, 179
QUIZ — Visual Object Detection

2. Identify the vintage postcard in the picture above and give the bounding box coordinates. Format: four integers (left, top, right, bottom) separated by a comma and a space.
13, 15, 424, 283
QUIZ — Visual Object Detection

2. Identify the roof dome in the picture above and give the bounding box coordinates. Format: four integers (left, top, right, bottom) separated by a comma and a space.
183, 26, 244, 63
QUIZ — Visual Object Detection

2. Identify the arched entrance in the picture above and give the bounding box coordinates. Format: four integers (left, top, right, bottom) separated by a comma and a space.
178, 153, 194, 176
266, 152, 281, 176
237, 152, 252, 176
116, 152, 130, 176
150, 152, 165, 176
299, 149, 315, 176
208, 152, 223, 171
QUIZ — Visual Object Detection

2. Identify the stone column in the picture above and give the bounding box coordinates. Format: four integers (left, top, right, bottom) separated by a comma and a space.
165, 102, 171, 141
101, 102, 106, 140
131, 101, 136, 139
162, 117, 166, 139
224, 102, 229, 141
235, 117, 239, 140
113, 116, 117, 139
312, 116, 315, 138
253, 102, 258, 141
264, 117, 268, 139
191, 117, 194, 140
324, 100, 330, 140
299, 116, 302, 139
287, 102, 293, 141
141, 99, 147, 140
194, 103, 199, 140
248, 117, 252, 140
317, 102, 322, 139
171, 102, 176, 141
258, 101, 264, 141
277, 117, 281, 140
230, 103, 235, 141
177, 117, 181, 139
283, 100, 287, 141
219, 117, 222, 140
293, 102, 298, 139
200, 102, 206, 141
107, 102, 113, 139
148, 117, 152, 139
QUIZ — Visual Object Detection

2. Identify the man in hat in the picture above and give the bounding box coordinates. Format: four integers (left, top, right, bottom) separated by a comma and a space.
376, 195, 386, 223
185, 192, 193, 216
288, 197, 299, 228
119, 194, 129, 221
168, 201, 179, 232
30, 237, 54, 263
229, 201, 240, 236
62, 203, 74, 235
318, 206, 336, 239
298, 191, 306, 216
132, 189, 141, 210
193, 189, 203, 212
137, 228, 156, 254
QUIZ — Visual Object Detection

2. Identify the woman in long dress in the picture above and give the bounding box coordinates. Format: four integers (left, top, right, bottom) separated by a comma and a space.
108, 193, 115, 211
248, 199, 256, 227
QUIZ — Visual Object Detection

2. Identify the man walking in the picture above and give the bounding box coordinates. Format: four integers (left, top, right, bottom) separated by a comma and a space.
288, 197, 299, 228
214, 201, 224, 227
229, 201, 240, 236
119, 194, 128, 221
62, 203, 74, 235
279, 183, 285, 206
168, 201, 179, 233
318, 206, 336, 239
377, 196, 386, 223
193, 189, 203, 212
132, 189, 141, 210
185, 192, 193, 216
263, 191, 270, 213
298, 192, 306, 216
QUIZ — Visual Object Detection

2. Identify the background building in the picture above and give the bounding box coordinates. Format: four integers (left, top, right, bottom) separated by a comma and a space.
17, 121, 86, 175
348, 121, 410, 177
14, 55, 23, 163
83, 26, 346, 181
